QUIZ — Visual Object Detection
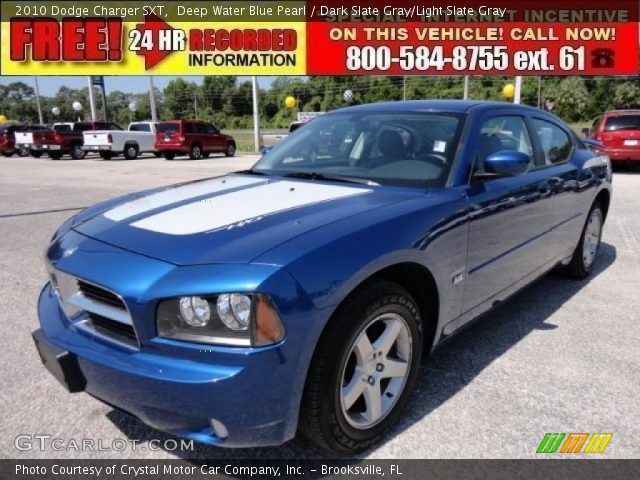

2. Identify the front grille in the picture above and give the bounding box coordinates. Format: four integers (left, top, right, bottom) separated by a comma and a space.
86, 313, 137, 346
51, 269, 139, 349
77, 280, 126, 310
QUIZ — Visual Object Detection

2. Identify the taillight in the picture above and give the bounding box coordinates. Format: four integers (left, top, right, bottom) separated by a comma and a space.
54, 132, 63, 142
179, 136, 186, 142
107, 134, 113, 143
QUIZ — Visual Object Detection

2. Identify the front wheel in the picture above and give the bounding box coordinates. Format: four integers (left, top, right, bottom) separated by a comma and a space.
2, 151, 14, 157
563, 201, 604, 279
224, 143, 236, 157
300, 280, 423, 453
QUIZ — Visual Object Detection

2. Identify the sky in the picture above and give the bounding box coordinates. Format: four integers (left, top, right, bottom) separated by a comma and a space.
0, 76, 278, 96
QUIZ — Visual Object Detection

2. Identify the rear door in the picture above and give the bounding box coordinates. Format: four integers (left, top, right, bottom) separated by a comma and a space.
462, 112, 555, 316
530, 117, 594, 261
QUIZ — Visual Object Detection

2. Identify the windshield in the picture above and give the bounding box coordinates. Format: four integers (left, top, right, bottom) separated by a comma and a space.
253, 112, 464, 187
605, 115, 640, 131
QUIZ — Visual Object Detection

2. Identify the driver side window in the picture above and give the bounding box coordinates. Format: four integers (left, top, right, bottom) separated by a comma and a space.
474, 116, 533, 175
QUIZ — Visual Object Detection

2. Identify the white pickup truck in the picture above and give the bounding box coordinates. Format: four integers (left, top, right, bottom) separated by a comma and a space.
83, 121, 160, 160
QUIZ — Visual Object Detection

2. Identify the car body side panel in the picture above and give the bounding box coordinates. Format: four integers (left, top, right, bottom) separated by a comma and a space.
256, 187, 471, 347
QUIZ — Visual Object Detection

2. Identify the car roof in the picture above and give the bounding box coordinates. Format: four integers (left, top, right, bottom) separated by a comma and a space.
604, 110, 640, 116
330, 100, 545, 115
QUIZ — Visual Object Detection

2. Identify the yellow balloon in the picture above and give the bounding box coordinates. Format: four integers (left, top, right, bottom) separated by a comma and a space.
284, 96, 296, 108
0, 115, 6, 124
503, 84, 515, 99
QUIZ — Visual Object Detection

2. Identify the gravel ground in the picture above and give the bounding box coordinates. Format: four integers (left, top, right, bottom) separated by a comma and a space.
1, 154, 638, 459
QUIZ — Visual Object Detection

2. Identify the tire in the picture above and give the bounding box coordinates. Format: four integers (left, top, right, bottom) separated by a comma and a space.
30, 150, 42, 158
2, 151, 13, 157
123, 144, 139, 160
224, 142, 236, 157
563, 201, 604, 279
163, 152, 176, 160
70, 144, 85, 160
48, 151, 63, 160
153, 151, 162, 157
300, 280, 423, 453
189, 144, 202, 160
99, 151, 114, 160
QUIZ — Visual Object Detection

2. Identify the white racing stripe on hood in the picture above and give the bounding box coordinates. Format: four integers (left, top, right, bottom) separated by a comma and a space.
104, 176, 263, 221
131, 180, 371, 235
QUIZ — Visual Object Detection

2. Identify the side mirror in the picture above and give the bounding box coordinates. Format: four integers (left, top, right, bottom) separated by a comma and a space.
484, 150, 531, 177
581, 128, 590, 137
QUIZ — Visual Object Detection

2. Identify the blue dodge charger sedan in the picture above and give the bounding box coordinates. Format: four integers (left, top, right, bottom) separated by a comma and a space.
34, 101, 611, 452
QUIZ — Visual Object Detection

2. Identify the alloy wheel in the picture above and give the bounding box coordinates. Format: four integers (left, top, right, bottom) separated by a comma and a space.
339, 313, 412, 429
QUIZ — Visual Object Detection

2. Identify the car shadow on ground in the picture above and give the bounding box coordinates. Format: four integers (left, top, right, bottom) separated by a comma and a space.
106, 242, 616, 461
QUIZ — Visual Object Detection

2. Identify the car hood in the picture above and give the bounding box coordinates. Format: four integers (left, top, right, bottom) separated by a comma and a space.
72, 174, 414, 265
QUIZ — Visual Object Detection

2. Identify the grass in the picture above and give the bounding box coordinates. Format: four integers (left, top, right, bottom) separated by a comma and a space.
223, 129, 289, 153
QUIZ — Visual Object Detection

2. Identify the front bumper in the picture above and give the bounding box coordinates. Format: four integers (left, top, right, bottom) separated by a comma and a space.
36, 281, 314, 447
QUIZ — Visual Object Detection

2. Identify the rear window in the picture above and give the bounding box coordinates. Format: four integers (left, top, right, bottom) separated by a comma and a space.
130, 123, 151, 132
53, 124, 72, 132
157, 123, 180, 133
604, 115, 640, 131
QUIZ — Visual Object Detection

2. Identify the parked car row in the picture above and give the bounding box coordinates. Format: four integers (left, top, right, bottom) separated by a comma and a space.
3, 120, 236, 160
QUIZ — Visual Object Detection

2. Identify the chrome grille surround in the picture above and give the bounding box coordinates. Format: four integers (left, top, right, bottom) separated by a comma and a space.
49, 269, 139, 350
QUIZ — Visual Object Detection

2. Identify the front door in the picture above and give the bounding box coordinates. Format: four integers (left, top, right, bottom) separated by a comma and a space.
462, 114, 555, 316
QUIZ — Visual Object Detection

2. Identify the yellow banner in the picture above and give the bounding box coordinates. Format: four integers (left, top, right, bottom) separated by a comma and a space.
1, 18, 306, 75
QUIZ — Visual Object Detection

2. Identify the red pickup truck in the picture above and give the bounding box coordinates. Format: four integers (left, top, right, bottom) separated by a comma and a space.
28, 121, 118, 159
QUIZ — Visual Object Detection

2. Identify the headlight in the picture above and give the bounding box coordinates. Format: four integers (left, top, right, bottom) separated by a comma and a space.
157, 294, 285, 347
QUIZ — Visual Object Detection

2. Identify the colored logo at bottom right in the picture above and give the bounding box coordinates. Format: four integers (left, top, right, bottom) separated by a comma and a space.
537, 433, 613, 454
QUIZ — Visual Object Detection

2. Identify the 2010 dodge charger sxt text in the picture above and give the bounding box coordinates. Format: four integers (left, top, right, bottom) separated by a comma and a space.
33, 101, 611, 453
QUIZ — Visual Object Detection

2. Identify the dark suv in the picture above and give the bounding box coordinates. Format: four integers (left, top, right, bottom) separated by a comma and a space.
155, 120, 236, 160
585, 110, 640, 165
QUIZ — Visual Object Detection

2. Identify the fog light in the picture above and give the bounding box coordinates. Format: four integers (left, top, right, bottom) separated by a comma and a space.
217, 294, 251, 331
179, 297, 211, 327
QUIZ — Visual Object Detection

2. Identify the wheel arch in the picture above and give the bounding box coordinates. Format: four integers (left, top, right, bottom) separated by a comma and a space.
595, 188, 611, 220
320, 261, 440, 356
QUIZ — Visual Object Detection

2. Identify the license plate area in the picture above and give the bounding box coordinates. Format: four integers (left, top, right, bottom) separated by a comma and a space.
32, 329, 86, 393
624, 139, 639, 146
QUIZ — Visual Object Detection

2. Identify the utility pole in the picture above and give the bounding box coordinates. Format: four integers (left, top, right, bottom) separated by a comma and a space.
514, 76, 522, 104
463, 76, 469, 100
537, 76, 543, 109
148, 76, 158, 122
252, 76, 260, 152
194, 91, 198, 119
87, 76, 97, 120
33, 77, 43, 124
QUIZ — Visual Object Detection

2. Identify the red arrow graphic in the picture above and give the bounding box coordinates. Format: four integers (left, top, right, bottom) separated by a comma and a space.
133, 14, 175, 70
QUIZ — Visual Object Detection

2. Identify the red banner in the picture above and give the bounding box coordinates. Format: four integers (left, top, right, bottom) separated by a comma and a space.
306, 0, 640, 75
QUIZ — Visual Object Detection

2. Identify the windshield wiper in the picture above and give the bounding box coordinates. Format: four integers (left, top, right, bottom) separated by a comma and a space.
283, 172, 378, 186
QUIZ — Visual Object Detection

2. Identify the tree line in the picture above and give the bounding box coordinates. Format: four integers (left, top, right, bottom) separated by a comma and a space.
1, 76, 639, 129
